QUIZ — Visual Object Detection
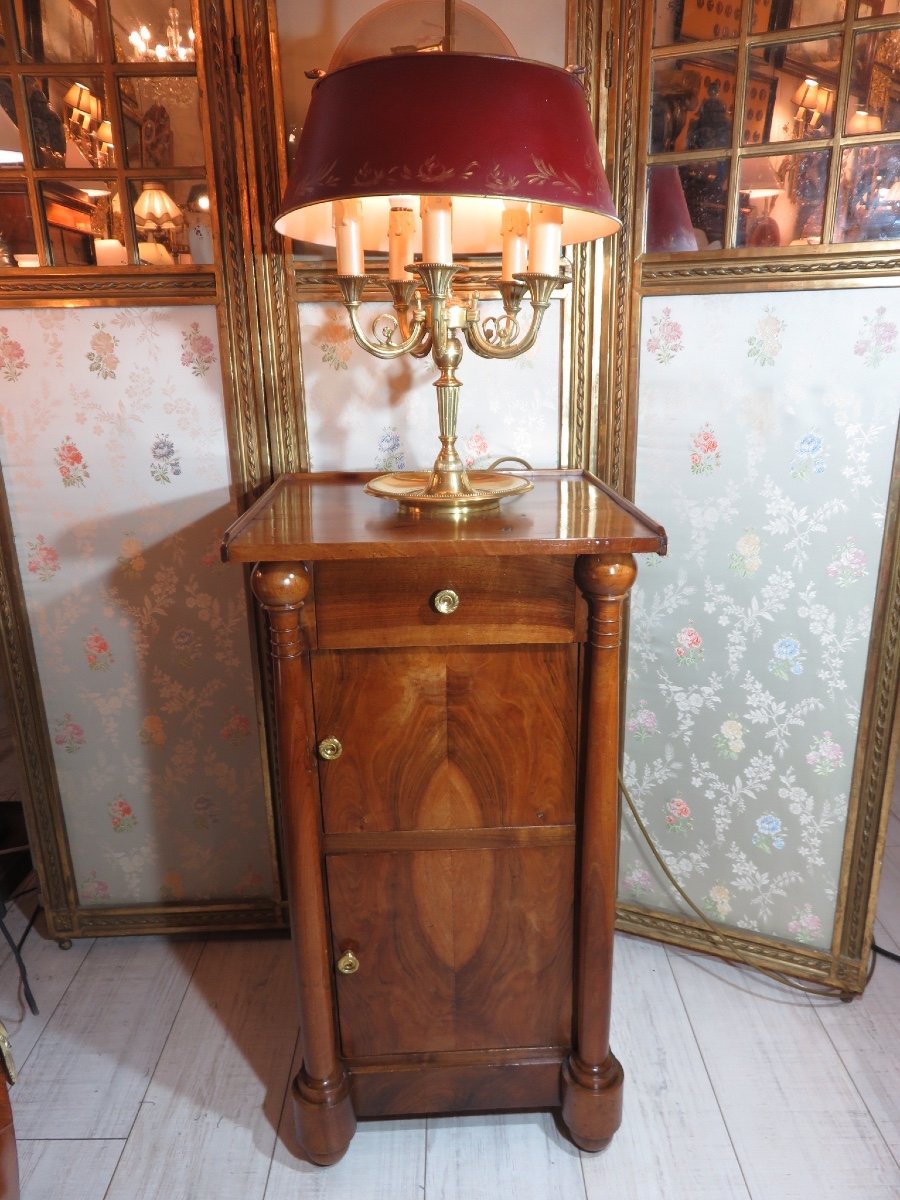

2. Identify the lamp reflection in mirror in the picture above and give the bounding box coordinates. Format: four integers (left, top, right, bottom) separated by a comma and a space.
646, 166, 698, 253
275, 52, 620, 513
134, 182, 182, 233
740, 156, 783, 247
0, 106, 24, 164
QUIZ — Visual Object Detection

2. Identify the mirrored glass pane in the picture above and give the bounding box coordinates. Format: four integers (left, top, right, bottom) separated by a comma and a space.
778, 147, 830, 240
18, 0, 100, 63
747, 38, 841, 144
40, 178, 118, 265
0, 9, 8, 62
741, 72, 778, 143
120, 78, 203, 169
0, 182, 37, 264
735, 153, 788, 244
26, 75, 109, 169
752, 0, 845, 34
835, 143, 900, 240
111, 0, 196, 64
651, 53, 738, 152
0, 80, 25, 166
130, 177, 209, 265
846, 29, 900, 136
679, 158, 732, 247
646, 165, 702, 251
858, 0, 900, 15
655, 0, 745, 47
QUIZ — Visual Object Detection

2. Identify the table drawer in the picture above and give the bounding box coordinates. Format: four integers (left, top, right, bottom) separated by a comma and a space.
313, 557, 579, 648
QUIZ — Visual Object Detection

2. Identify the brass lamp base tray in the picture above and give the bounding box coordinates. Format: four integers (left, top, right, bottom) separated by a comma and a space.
365, 471, 533, 514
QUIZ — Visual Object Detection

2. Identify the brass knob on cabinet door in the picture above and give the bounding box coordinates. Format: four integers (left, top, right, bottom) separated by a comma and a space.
432, 588, 460, 615
317, 736, 343, 761
336, 949, 359, 975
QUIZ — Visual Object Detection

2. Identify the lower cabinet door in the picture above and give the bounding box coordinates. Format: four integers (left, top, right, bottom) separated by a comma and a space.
326, 845, 575, 1058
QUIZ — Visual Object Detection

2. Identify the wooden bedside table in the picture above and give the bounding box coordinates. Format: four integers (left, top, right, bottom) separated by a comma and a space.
222, 470, 666, 1165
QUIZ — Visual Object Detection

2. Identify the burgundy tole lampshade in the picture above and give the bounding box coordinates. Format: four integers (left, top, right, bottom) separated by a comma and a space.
275, 52, 621, 254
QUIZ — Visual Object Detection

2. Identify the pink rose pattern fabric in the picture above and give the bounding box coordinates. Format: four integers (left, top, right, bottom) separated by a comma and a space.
622, 290, 900, 948
0, 306, 274, 907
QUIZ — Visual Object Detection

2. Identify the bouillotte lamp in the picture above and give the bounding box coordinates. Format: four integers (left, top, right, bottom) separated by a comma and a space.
275, 51, 620, 513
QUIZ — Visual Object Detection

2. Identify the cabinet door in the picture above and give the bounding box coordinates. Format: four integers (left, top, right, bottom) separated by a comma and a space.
326, 845, 575, 1057
312, 644, 577, 833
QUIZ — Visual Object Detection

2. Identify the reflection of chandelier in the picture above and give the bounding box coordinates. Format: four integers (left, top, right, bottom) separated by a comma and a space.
128, 7, 194, 63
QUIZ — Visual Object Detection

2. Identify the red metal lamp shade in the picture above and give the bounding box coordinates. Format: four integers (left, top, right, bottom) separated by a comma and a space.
274, 52, 620, 252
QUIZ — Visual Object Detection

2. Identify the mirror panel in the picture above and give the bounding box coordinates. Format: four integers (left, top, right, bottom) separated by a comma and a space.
735, 151, 788, 244
119, 77, 202, 169
846, 28, 900, 135
651, 52, 739, 152
0, 77, 24, 165
747, 38, 840, 144
19, 0, 101, 62
0, 181, 36, 263
751, 0, 846, 33
835, 142, 900, 239
654, 0, 745, 47
110, 0, 195, 63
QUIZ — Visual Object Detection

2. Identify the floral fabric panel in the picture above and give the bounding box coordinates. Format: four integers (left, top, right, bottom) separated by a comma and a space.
0, 308, 275, 907
623, 291, 900, 950
299, 301, 564, 473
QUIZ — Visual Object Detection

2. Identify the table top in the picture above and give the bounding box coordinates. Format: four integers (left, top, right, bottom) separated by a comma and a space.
221, 471, 667, 562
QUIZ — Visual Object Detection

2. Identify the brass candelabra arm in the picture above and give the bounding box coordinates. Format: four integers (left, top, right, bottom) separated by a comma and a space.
337, 275, 428, 360
463, 273, 568, 361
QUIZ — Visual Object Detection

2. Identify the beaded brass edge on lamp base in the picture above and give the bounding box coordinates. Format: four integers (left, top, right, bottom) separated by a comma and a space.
274, 51, 621, 514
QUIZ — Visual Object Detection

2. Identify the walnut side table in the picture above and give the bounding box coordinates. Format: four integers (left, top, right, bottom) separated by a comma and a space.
222, 470, 666, 1165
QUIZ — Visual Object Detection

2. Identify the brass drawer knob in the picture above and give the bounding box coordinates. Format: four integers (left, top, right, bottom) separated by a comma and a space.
336, 949, 359, 975
432, 588, 460, 615
317, 736, 343, 761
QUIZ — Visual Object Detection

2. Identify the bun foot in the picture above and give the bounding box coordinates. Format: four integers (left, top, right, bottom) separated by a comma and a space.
560, 1052, 623, 1153
292, 1067, 357, 1165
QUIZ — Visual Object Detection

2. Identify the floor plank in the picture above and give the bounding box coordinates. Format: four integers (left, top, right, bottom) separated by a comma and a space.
0, 911, 94, 1070
424, 1110, 585, 1200
265, 1038, 426, 1200
18, 1138, 124, 1200
814, 950, 900, 1164
585, 935, 750, 1200
11, 936, 203, 1140
104, 935, 297, 1200
874, 852, 900, 948
670, 951, 900, 1199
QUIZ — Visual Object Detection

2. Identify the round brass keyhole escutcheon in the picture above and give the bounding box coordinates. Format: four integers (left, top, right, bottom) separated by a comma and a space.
336, 949, 359, 975
432, 588, 460, 615
317, 736, 343, 761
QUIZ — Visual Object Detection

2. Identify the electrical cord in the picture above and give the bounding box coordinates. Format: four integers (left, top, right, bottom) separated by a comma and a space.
619, 770, 852, 999
0, 899, 38, 1015
873, 941, 900, 965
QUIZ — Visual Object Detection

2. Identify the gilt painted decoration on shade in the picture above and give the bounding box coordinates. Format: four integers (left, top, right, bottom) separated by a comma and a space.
0, 306, 275, 907
623, 289, 900, 949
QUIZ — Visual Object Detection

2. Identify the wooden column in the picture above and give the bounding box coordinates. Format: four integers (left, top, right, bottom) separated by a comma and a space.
251, 562, 356, 1166
561, 552, 636, 1152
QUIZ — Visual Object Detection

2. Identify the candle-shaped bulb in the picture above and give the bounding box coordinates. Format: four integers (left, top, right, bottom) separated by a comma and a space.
420, 195, 453, 265
388, 196, 416, 280
500, 202, 529, 281
333, 198, 364, 275
527, 203, 563, 275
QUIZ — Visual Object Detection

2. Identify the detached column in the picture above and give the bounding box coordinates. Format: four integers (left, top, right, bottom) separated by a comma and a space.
251, 561, 356, 1165
561, 552, 637, 1152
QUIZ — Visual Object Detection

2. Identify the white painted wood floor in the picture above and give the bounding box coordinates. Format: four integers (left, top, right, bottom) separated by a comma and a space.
3, 793, 899, 1200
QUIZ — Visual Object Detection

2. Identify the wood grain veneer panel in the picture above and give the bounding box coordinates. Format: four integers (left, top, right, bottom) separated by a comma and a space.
312, 558, 578, 648
326, 845, 574, 1058
312, 646, 576, 833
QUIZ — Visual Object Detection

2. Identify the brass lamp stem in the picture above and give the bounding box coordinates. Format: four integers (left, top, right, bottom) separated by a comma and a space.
343, 262, 568, 512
